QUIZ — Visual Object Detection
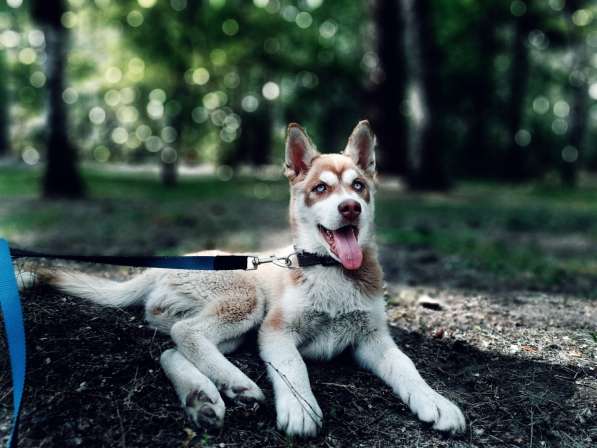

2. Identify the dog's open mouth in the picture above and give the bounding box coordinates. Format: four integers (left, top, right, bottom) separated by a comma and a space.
318, 224, 363, 270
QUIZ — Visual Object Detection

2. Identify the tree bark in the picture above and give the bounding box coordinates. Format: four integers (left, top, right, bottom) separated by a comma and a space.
463, 7, 498, 178
42, 26, 85, 198
236, 106, 272, 167
368, 0, 409, 176
32, 0, 84, 198
503, 13, 531, 182
560, 0, 590, 187
404, 0, 450, 190
561, 77, 587, 187
160, 157, 178, 186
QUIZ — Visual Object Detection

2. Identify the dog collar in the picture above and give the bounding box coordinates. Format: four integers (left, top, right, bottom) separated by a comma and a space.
295, 251, 340, 268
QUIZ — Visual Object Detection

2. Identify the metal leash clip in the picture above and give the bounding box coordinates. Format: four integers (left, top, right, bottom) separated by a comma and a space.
248, 252, 297, 270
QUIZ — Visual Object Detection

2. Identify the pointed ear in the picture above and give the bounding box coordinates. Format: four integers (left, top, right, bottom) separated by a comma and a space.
344, 120, 376, 175
284, 123, 319, 179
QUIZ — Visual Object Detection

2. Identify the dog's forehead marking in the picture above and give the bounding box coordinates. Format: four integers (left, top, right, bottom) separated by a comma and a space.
309, 154, 357, 178
319, 170, 338, 186
342, 169, 358, 185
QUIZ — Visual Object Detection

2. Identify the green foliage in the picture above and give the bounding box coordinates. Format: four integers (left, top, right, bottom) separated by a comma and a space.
0, 0, 595, 181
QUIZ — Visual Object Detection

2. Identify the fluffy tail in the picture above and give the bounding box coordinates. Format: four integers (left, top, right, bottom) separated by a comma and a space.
17, 269, 153, 308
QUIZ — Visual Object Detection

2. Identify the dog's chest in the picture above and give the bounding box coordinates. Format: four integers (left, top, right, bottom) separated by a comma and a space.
294, 310, 375, 360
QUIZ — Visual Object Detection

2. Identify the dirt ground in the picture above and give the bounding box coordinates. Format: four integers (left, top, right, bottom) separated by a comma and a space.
1, 241, 595, 448
1, 180, 597, 448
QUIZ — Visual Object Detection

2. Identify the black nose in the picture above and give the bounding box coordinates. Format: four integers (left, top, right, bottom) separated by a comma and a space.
338, 200, 361, 221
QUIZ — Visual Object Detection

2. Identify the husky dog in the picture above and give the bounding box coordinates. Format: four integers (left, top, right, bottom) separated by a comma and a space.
23, 121, 465, 437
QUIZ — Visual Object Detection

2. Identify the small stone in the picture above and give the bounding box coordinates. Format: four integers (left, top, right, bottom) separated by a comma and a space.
433, 328, 445, 339
417, 295, 444, 311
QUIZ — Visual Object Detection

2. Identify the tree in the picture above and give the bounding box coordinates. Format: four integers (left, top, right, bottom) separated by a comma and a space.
31, 0, 84, 198
503, 7, 533, 181
0, 50, 9, 157
462, 2, 501, 178
367, 0, 409, 176
559, 0, 591, 187
403, 0, 450, 190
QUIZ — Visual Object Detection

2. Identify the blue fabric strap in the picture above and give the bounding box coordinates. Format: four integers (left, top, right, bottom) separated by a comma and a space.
0, 239, 26, 448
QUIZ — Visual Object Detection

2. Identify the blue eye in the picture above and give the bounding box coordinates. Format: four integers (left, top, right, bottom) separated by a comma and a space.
313, 183, 327, 193
353, 180, 365, 191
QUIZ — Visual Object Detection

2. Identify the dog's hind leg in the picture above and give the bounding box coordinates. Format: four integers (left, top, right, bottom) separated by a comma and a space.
160, 348, 225, 429
170, 298, 265, 405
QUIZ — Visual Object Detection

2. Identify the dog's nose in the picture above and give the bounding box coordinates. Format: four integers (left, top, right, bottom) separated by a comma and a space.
338, 200, 361, 221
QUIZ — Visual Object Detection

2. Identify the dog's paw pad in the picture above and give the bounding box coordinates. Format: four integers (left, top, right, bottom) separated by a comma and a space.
185, 389, 225, 429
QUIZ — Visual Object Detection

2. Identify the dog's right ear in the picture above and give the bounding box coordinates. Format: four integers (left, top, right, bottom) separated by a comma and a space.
284, 123, 319, 180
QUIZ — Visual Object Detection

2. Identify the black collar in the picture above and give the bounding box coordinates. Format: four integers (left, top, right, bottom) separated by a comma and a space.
295, 251, 340, 268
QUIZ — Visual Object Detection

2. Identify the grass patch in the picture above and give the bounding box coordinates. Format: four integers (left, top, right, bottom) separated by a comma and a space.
0, 165, 289, 202
3, 165, 597, 290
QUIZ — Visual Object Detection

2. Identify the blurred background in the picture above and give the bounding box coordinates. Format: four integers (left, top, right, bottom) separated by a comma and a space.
0, 0, 597, 293
1, 3, 597, 446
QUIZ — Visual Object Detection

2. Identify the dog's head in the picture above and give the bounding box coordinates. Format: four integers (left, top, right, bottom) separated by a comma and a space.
285, 120, 377, 270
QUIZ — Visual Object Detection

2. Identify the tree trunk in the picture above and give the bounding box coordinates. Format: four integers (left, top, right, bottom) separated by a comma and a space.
0, 50, 9, 157
403, 0, 450, 190
368, 0, 409, 176
561, 81, 587, 187
503, 13, 531, 182
41, 25, 85, 198
31, 0, 84, 198
238, 107, 272, 167
160, 157, 178, 186
161, 82, 186, 188
560, 0, 589, 187
463, 8, 498, 178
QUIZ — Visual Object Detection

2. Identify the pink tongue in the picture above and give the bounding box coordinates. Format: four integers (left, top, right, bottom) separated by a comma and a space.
333, 227, 363, 270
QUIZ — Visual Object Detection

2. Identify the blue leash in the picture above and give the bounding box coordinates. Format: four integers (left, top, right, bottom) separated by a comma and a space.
0, 239, 25, 448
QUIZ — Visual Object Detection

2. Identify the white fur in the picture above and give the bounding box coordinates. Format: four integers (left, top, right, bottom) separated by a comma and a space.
53, 270, 154, 307
341, 168, 358, 185
260, 326, 323, 437
319, 170, 338, 186
16, 271, 37, 290
33, 121, 465, 438
160, 348, 226, 428
354, 331, 466, 432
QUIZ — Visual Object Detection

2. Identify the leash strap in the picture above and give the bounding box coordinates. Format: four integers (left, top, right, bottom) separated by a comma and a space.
0, 239, 26, 448
10, 248, 250, 271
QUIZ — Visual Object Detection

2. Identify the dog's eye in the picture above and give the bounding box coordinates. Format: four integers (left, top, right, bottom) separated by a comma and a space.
352, 180, 365, 192
313, 183, 327, 193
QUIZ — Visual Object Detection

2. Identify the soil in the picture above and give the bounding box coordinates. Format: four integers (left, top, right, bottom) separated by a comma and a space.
1, 238, 595, 447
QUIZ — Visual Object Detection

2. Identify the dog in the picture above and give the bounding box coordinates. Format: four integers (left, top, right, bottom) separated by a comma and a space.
21, 121, 466, 437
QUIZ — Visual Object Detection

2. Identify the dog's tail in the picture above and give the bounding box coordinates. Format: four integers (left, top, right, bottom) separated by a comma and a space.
17, 269, 153, 308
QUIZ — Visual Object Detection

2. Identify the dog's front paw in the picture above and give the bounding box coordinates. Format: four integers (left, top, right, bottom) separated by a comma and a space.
276, 392, 323, 438
407, 387, 465, 434
221, 380, 265, 405
185, 388, 226, 429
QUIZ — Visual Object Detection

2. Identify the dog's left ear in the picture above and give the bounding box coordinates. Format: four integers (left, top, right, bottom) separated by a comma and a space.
344, 120, 376, 175
285, 123, 319, 180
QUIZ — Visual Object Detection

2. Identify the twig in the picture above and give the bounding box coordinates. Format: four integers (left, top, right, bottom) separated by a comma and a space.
264, 361, 322, 426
